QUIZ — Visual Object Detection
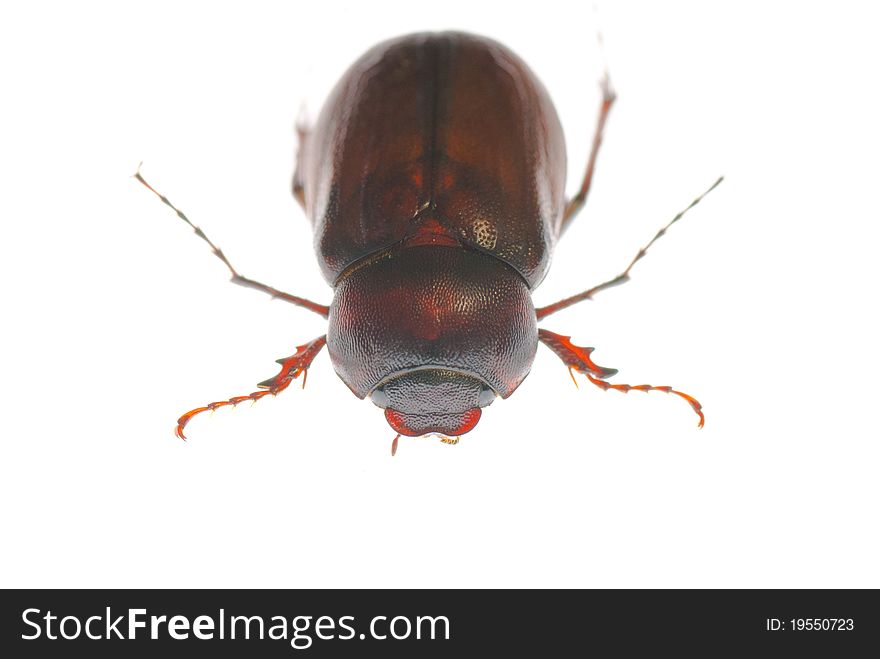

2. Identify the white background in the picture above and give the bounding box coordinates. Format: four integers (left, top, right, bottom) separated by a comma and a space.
1, 0, 878, 588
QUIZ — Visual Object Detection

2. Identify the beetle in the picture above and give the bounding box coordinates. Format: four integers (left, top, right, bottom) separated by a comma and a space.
136, 31, 721, 454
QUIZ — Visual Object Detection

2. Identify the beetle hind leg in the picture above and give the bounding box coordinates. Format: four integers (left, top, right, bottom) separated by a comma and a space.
538, 328, 704, 427
175, 336, 327, 439
292, 114, 311, 211
561, 72, 617, 231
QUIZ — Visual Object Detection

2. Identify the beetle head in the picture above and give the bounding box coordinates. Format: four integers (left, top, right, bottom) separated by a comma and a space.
370, 368, 495, 437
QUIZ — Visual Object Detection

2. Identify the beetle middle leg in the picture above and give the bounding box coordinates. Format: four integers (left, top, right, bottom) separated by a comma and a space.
537, 177, 723, 320
134, 165, 329, 317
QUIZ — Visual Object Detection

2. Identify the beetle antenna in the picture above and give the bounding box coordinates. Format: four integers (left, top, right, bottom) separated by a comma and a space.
175, 336, 326, 440
133, 164, 330, 318
539, 176, 723, 319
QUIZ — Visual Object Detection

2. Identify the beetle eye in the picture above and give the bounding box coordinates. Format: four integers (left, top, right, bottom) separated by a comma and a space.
478, 387, 496, 407
370, 387, 390, 408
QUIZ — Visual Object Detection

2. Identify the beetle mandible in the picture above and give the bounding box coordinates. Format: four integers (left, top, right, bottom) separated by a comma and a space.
136, 32, 721, 454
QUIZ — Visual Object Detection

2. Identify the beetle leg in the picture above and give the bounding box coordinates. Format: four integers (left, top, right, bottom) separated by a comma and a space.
538, 329, 704, 427
538, 329, 618, 379
134, 165, 329, 318
537, 177, 723, 320
561, 73, 616, 230
175, 336, 327, 440
292, 117, 310, 211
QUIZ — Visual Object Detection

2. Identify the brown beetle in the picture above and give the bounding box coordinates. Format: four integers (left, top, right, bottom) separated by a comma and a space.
137, 32, 720, 453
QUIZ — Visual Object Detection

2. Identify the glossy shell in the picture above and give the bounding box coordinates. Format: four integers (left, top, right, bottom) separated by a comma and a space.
328, 245, 537, 399
300, 31, 567, 288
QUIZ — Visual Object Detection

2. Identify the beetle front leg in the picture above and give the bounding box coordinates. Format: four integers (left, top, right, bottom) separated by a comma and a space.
134, 165, 329, 318
538, 329, 704, 427
175, 336, 327, 439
